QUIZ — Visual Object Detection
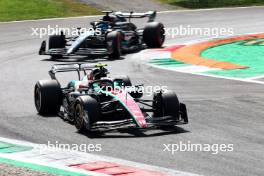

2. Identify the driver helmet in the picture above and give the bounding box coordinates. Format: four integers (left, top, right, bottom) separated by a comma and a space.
103, 15, 118, 23
96, 22, 109, 33
88, 68, 108, 80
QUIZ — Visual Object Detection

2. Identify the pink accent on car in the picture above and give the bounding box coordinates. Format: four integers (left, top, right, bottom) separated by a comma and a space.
111, 90, 147, 128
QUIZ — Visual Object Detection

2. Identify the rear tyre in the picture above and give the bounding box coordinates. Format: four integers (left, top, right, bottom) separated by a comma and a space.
107, 31, 122, 60
143, 22, 165, 48
34, 80, 62, 115
49, 35, 66, 59
153, 90, 180, 120
74, 96, 100, 133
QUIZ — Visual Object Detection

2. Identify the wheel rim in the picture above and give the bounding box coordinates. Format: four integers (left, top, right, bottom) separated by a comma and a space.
75, 104, 84, 130
159, 27, 165, 45
35, 87, 41, 112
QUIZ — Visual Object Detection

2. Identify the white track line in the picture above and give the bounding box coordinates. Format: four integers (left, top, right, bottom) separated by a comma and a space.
0, 137, 200, 176
0, 6, 263, 24
145, 58, 264, 85
246, 75, 264, 80
157, 5, 264, 14
139, 33, 264, 85
0, 15, 102, 24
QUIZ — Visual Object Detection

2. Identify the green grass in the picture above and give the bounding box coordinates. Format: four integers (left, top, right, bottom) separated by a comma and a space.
201, 41, 264, 78
0, 0, 101, 22
157, 0, 264, 8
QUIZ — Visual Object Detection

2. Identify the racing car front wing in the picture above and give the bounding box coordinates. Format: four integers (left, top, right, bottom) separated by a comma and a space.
39, 41, 109, 57
86, 104, 188, 132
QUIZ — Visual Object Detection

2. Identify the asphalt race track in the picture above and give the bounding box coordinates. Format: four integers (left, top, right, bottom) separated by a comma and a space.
0, 7, 264, 176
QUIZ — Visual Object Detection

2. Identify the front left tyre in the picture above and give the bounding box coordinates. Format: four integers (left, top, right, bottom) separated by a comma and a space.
34, 80, 62, 115
74, 96, 101, 133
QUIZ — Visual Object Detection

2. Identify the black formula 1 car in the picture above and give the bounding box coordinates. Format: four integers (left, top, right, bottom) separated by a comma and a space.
39, 11, 165, 60
34, 63, 188, 132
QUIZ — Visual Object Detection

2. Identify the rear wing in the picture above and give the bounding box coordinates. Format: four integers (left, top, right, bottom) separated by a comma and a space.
49, 63, 107, 80
113, 11, 157, 22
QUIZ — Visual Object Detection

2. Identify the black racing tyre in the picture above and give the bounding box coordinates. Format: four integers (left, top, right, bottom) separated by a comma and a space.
143, 22, 165, 48
34, 80, 62, 115
74, 96, 100, 133
180, 103, 188, 123
113, 75, 132, 87
153, 90, 180, 120
106, 31, 122, 60
48, 35, 66, 59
